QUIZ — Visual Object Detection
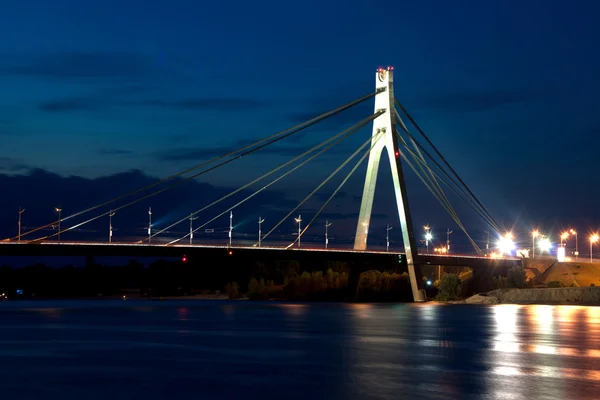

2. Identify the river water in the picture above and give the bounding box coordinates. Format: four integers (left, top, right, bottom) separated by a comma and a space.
0, 301, 598, 399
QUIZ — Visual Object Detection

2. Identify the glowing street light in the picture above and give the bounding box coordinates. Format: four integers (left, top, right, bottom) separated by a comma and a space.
538, 237, 552, 254
570, 229, 578, 256
425, 232, 433, 253
109, 210, 116, 243
147, 207, 152, 244
294, 215, 302, 248
229, 211, 233, 247
55, 207, 62, 242
386, 224, 393, 252
590, 234, 599, 262
258, 217, 265, 247
560, 231, 570, 247
189, 213, 198, 245
497, 232, 515, 256
531, 230, 540, 258
17, 206, 25, 242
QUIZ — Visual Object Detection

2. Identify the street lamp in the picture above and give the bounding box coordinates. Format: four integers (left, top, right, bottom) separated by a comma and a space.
497, 232, 515, 256
531, 230, 540, 258
538, 237, 551, 255
189, 214, 198, 245
229, 211, 233, 247
424, 225, 432, 253
55, 207, 62, 242
258, 217, 264, 247
560, 231, 569, 247
570, 229, 578, 257
109, 210, 116, 243
446, 228, 453, 253
325, 220, 332, 249
386, 224, 393, 252
590, 234, 598, 262
17, 206, 25, 242
424, 225, 432, 254
148, 207, 152, 243
294, 215, 302, 248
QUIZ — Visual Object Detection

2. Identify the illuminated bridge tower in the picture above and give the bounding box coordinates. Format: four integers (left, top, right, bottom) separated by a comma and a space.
354, 67, 425, 302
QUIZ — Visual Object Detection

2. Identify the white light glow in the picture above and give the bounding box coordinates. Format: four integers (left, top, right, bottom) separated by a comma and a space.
557, 246, 566, 262
538, 238, 552, 253
497, 236, 515, 255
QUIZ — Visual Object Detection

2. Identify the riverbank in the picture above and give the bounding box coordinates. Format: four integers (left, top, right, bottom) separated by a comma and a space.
465, 287, 600, 305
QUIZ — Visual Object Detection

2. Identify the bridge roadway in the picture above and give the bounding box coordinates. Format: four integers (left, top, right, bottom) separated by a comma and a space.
0, 241, 521, 269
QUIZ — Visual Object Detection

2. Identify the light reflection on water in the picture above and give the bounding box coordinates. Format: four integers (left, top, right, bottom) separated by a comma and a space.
0, 301, 598, 399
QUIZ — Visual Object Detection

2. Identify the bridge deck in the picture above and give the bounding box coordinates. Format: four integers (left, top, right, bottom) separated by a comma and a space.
0, 241, 520, 268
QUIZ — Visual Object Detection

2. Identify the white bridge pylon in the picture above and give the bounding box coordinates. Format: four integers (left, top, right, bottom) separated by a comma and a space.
353, 67, 425, 302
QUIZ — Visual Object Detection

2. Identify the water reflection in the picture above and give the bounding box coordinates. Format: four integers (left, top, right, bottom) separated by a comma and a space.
347, 303, 372, 319
0, 302, 599, 399
492, 305, 520, 353
177, 307, 189, 321
277, 303, 307, 317
529, 305, 554, 335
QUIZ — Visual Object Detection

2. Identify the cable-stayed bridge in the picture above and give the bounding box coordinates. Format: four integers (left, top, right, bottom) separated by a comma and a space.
2, 68, 517, 301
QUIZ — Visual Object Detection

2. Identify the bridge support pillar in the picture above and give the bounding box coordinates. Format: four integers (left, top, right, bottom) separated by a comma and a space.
354, 67, 425, 302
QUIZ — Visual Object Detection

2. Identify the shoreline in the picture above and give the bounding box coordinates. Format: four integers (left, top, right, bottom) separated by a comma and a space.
463, 287, 600, 305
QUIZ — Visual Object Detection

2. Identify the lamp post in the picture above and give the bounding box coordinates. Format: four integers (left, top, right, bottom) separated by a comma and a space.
560, 232, 569, 247
590, 234, 598, 262
424, 225, 432, 254
570, 229, 578, 257
109, 210, 115, 243
531, 230, 539, 258
386, 224, 393, 252
229, 211, 233, 247
362, 222, 368, 245
148, 207, 152, 243
325, 220, 332, 249
294, 215, 302, 248
258, 217, 264, 247
189, 214, 198, 245
17, 206, 25, 242
446, 228, 453, 253
55, 207, 62, 242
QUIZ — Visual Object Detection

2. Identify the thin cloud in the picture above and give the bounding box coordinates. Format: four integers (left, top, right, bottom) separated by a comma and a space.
39, 95, 269, 113
131, 97, 268, 110
154, 140, 352, 162
39, 97, 100, 112
0, 157, 32, 173
419, 87, 552, 112
3, 52, 152, 79
97, 149, 135, 156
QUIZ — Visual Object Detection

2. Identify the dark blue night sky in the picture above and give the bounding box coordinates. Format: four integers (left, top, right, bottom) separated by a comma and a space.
1, 0, 599, 249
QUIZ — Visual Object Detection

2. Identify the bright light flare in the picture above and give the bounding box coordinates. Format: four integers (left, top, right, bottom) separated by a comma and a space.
497, 235, 515, 255
591, 234, 599, 244
561, 232, 569, 240
425, 232, 433, 241
538, 238, 552, 253
532, 230, 540, 238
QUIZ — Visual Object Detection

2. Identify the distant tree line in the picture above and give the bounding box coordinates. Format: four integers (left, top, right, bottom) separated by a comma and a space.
0, 255, 414, 301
